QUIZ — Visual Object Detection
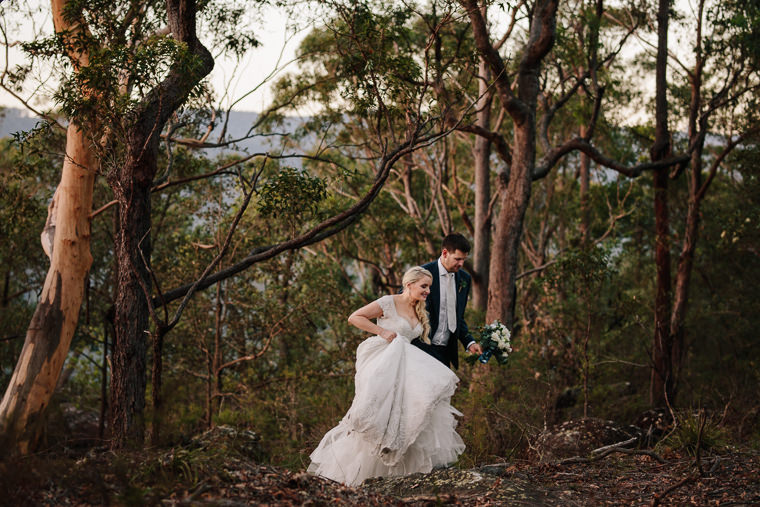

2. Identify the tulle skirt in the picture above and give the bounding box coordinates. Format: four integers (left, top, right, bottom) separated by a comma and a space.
308, 336, 466, 486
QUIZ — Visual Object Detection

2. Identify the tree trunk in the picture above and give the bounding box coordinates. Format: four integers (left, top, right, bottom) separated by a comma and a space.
150, 330, 166, 445
670, 3, 706, 400
579, 0, 603, 246
0, 0, 98, 457
106, 0, 213, 448
579, 125, 591, 245
0, 122, 96, 455
650, 129, 673, 408
669, 152, 700, 394
487, 121, 535, 326
109, 150, 153, 447
649, 0, 673, 408
462, 0, 559, 327
472, 56, 493, 311
99, 313, 109, 440
212, 281, 224, 423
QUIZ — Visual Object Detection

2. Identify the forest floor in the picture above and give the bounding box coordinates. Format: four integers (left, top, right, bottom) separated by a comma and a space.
1, 427, 758, 506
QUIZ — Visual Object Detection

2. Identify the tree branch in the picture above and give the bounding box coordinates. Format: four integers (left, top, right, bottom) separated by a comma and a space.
153, 126, 450, 307
534, 137, 690, 179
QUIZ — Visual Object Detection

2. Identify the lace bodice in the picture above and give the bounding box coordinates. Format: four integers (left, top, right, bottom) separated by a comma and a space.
376, 295, 422, 342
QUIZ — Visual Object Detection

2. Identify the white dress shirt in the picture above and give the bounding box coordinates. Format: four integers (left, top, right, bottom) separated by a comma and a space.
431, 258, 476, 351
431, 259, 454, 346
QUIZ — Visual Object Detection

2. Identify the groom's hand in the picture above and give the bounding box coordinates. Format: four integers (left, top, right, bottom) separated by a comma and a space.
467, 343, 483, 355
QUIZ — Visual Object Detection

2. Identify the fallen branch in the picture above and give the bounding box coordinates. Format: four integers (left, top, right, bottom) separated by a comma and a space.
591, 437, 637, 455
400, 494, 457, 504
650, 475, 696, 506
559, 445, 665, 465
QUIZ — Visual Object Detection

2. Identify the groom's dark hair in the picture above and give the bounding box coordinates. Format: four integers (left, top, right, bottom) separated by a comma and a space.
442, 233, 471, 254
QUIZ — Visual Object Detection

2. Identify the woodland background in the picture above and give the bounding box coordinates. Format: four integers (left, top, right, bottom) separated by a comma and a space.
0, 0, 758, 496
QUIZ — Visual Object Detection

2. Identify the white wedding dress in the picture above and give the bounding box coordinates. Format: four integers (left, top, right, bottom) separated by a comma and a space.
307, 295, 465, 486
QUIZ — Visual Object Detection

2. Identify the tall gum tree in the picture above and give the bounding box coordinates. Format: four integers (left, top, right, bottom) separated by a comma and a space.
461, 0, 691, 332
107, 0, 214, 448
460, 0, 560, 326
0, 0, 218, 451
648, 0, 760, 406
649, 0, 673, 408
0, 0, 98, 456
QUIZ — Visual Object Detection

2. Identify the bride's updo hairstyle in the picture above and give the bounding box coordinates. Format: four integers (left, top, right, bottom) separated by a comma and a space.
402, 266, 433, 344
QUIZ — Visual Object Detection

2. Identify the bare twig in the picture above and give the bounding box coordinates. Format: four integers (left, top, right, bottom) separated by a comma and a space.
650, 475, 695, 506
162, 159, 265, 332
591, 437, 637, 455
695, 409, 707, 476
559, 445, 665, 465
515, 259, 559, 280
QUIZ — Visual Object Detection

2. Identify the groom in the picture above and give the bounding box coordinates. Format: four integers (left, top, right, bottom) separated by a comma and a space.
413, 233, 482, 369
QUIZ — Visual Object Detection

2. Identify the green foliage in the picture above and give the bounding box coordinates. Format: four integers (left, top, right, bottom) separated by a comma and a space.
657, 410, 730, 456
302, 2, 421, 114
257, 167, 327, 219
46, 34, 199, 123
199, 0, 261, 58
708, 0, 760, 62
543, 246, 612, 292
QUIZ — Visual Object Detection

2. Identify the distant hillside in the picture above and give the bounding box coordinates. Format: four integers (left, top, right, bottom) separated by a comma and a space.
0, 107, 43, 139
0, 107, 306, 156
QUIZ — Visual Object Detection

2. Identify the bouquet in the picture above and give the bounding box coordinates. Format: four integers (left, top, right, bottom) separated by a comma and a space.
467, 320, 512, 365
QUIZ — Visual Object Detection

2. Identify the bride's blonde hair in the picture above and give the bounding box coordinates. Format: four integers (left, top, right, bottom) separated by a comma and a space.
402, 266, 433, 344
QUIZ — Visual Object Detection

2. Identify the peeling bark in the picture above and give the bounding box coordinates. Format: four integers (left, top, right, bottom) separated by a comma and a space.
0, 122, 96, 455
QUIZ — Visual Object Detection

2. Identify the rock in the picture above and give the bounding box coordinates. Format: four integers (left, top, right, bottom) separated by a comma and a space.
477, 463, 511, 476
363, 467, 558, 504
534, 417, 642, 462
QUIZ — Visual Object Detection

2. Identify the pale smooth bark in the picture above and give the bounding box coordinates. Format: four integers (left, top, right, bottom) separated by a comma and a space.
0, 0, 97, 456
0, 123, 96, 455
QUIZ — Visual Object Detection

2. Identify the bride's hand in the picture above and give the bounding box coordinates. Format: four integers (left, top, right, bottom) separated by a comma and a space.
379, 329, 397, 342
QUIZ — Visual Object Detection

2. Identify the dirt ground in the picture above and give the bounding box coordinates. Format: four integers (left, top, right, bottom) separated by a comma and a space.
2, 444, 758, 506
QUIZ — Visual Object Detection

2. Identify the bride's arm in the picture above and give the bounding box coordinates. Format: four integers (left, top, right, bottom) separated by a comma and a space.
348, 302, 397, 342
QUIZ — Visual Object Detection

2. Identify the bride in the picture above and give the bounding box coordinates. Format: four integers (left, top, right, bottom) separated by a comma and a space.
307, 266, 465, 486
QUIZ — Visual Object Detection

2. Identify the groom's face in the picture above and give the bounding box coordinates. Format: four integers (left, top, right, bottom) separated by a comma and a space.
441, 248, 467, 273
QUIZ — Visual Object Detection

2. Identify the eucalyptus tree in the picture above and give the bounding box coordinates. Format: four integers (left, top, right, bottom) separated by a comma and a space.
0, 0, 257, 451
633, 0, 760, 406
256, 2, 482, 283
0, 0, 101, 455
112, 0, 475, 445
456, 0, 714, 334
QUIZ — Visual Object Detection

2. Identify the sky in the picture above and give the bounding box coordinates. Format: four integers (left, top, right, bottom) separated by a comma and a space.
0, 2, 308, 113
0, 0, 700, 125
